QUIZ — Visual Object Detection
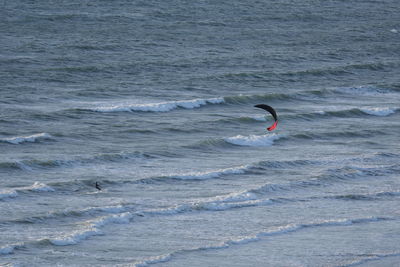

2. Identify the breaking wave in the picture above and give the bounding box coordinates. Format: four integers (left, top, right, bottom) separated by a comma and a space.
160, 165, 251, 180
0, 133, 53, 144
359, 107, 397, 116
0, 182, 55, 201
81, 97, 224, 113
224, 133, 281, 147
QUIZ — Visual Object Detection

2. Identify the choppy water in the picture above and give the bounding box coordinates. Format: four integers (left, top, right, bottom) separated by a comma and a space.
1, 0, 400, 266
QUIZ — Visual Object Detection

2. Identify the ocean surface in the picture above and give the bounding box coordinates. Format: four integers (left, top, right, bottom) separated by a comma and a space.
1, 0, 400, 266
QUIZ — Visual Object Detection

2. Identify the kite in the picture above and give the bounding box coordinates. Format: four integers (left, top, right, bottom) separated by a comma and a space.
254, 104, 278, 131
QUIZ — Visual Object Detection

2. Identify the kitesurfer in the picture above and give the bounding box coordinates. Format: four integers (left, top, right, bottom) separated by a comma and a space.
95, 182, 101, 191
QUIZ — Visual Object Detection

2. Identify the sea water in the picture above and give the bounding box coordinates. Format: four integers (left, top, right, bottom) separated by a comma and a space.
1, 0, 400, 266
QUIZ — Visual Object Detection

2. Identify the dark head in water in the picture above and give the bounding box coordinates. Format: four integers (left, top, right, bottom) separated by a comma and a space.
95, 182, 101, 191
254, 104, 278, 131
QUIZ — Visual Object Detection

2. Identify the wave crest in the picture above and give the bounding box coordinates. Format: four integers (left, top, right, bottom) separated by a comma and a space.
225, 134, 281, 147
0, 133, 53, 144
167, 165, 251, 180
360, 107, 397, 116
84, 97, 224, 113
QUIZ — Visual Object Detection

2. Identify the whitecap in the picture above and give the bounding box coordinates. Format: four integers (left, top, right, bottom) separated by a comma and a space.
24, 182, 55, 192
90, 212, 133, 228
210, 190, 258, 203
49, 228, 101, 246
199, 198, 272, 211
360, 107, 396, 116
86, 97, 224, 113
170, 165, 250, 180
225, 133, 281, 147
0, 133, 53, 144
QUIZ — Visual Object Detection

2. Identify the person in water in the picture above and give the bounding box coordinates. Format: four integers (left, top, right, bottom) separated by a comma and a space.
95, 182, 101, 191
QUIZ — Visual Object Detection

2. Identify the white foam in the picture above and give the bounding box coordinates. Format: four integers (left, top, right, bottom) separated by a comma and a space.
209, 190, 258, 203
200, 198, 272, 211
390, 29, 398, 33
87, 97, 224, 113
24, 182, 55, 192
82, 205, 127, 214
90, 212, 133, 228
0, 133, 52, 144
50, 228, 101, 246
0, 182, 55, 200
360, 107, 396, 116
225, 133, 281, 147
0, 182, 55, 201
171, 165, 250, 180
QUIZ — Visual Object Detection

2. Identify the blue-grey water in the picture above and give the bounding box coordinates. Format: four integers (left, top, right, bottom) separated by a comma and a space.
1, 1, 400, 266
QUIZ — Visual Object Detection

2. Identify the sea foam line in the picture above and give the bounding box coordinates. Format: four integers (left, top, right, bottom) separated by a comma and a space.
85, 97, 224, 113
133, 216, 390, 266
0, 133, 53, 144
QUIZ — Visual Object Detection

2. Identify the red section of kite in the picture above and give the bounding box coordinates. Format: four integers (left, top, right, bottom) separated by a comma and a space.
267, 121, 278, 131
